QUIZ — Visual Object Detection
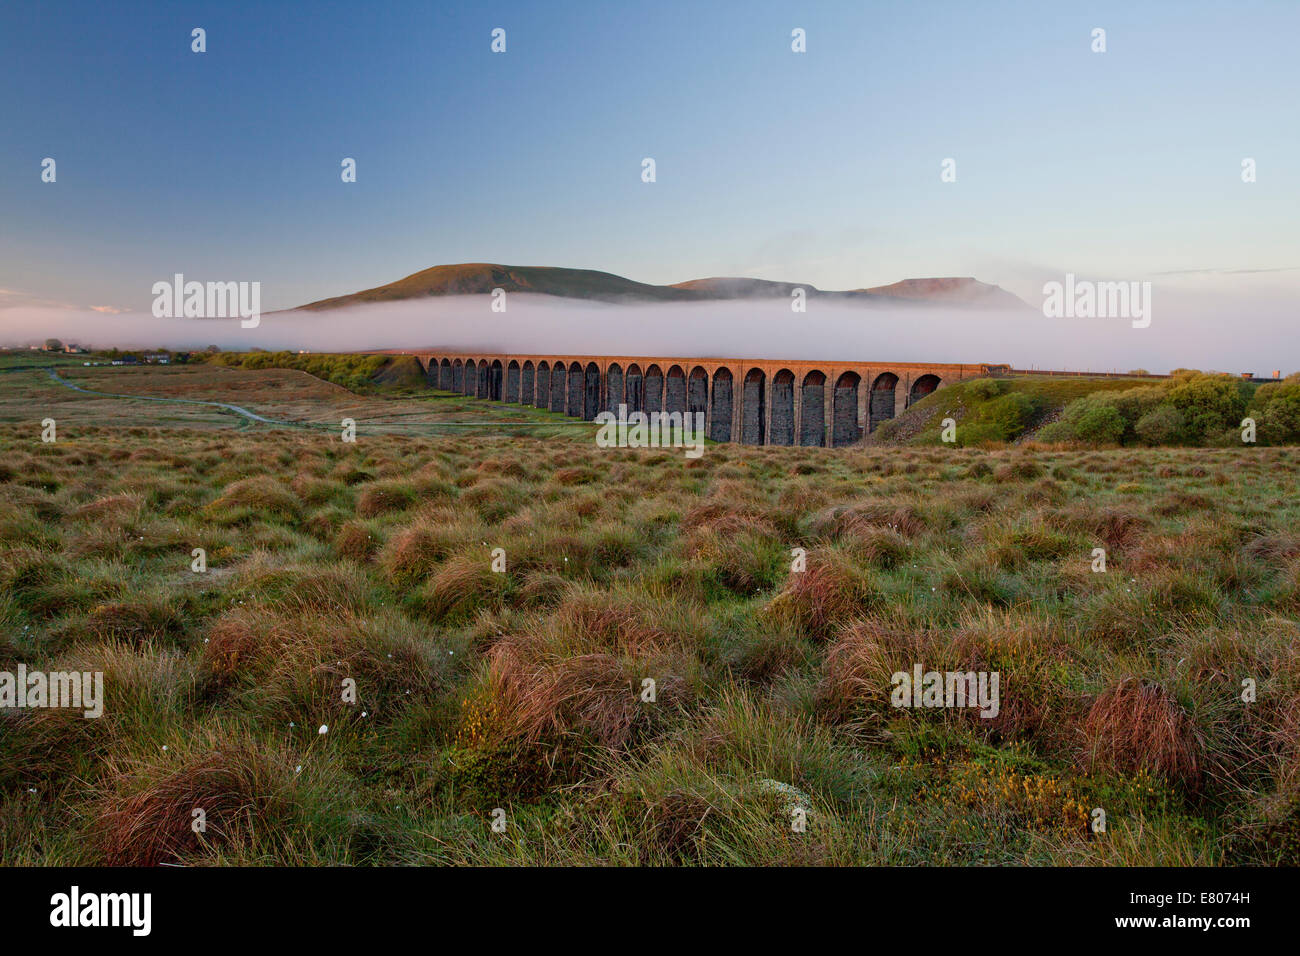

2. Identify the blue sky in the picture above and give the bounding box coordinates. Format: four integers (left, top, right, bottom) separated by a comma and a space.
2, 0, 1298, 314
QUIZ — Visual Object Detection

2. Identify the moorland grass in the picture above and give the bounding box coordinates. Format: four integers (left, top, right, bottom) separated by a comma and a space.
2, 415, 1299, 865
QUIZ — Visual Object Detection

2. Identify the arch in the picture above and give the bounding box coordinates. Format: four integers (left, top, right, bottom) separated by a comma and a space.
566, 361, 583, 417
833, 371, 861, 446
583, 363, 601, 420
625, 363, 644, 413
439, 358, 452, 390
870, 372, 899, 431
521, 361, 536, 406
687, 366, 708, 423
463, 359, 478, 396
910, 373, 941, 405
549, 362, 567, 412
644, 364, 664, 415
742, 368, 766, 445
535, 361, 550, 408
452, 359, 464, 393
605, 363, 624, 414
770, 369, 795, 446
665, 365, 687, 415
487, 359, 503, 401
709, 368, 733, 443
506, 360, 520, 403
800, 371, 826, 446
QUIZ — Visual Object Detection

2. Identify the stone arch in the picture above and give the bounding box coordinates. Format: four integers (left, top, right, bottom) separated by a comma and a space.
870, 372, 899, 431
688, 366, 708, 422
771, 369, 795, 446
535, 361, 550, 408
833, 371, 861, 447
800, 371, 826, 446
463, 359, 477, 396
583, 363, 601, 420
710, 368, 733, 443
910, 373, 941, 405
645, 364, 664, 414
626, 363, 644, 413
666, 365, 687, 415
606, 363, 624, 413
452, 359, 464, 393
486, 359, 503, 400
521, 361, 535, 405
742, 368, 766, 445
439, 358, 452, 390
550, 362, 567, 412
566, 361, 583, 417
506, 360, 520, 403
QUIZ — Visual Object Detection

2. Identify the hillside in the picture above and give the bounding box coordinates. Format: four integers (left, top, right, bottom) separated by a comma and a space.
853, 277, 1027, 309
866, 375, 1166, 447
293, 263, 1030, 311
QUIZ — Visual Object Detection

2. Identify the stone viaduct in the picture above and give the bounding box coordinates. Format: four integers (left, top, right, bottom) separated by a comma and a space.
394, 351, 990, 447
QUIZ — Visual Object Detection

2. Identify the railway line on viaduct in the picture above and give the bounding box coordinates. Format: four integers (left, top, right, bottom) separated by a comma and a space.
388, 351, 991, 447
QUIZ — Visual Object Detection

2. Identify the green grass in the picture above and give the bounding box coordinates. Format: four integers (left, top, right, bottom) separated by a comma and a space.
2, 363, 1298, 866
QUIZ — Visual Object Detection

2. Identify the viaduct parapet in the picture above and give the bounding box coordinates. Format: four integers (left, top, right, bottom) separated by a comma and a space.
394, 351, 990, 447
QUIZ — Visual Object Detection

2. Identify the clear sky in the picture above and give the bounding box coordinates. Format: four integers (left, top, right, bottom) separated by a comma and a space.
2, 0, 1298, 315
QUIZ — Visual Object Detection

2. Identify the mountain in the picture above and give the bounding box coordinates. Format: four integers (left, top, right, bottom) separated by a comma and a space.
852, 277, 1025, 308
293, 263, 1029, 311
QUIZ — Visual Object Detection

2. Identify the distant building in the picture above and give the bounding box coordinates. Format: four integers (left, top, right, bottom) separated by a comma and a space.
64, 344, 88, 354
143, 353, 170, 364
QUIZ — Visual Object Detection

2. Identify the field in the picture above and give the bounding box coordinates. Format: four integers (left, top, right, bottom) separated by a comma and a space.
2, 359, 1299, 865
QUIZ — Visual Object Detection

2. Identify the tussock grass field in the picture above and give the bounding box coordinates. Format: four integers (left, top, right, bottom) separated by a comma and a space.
2, 363, 1299, 865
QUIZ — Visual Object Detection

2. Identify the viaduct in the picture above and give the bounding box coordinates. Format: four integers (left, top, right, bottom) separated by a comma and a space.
394, 351, 991, 447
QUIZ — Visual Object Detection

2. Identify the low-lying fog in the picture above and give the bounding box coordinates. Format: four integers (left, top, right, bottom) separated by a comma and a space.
2, 281, 1295, 376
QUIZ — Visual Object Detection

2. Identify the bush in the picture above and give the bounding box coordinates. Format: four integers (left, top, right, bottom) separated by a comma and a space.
977, 392, 1038, 441
1107, 386, 1166, 430
1134, 405, 1187, 445
1257, 376, 1300, 443
956, 422, 1010, 447
1166, 373, 1246, 442
1061, 397, 1125, 444
1032, 420, 1076, 443
1072, 404, 1126, 444
968, 378, 1005, 400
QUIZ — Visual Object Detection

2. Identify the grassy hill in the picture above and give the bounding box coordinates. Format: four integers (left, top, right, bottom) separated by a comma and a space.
873, 375, 1169, 446
875, 370, 1291, 448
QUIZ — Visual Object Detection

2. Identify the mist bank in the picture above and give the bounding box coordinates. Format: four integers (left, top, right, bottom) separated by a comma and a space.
2, 289, 1295, 376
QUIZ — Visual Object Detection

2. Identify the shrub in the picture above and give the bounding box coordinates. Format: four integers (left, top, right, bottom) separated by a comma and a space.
968, 378, 1006, 400
1071, 403, 1126, 444
1032, 420, 1076, 443
1134, 405, 1187, 445
1257, 376, 1300, 443
1167, 373, 1246, 441
979, 392, 1039, 440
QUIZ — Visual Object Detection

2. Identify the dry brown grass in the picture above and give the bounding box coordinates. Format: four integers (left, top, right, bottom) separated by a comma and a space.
1080, 677, 1203, 792
765, 552, 878, 637
96, 741, 289, 866
482, 638, 643, 750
